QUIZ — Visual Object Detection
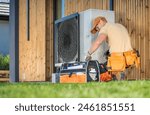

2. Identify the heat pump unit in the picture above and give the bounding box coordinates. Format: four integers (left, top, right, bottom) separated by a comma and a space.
55, 9, 115, 66
55, 13, 79, 64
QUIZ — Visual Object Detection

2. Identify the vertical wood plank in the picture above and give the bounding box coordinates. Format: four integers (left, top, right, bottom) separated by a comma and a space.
65, 0, 110, 16
149, 0, 150, 79
144, 0, 149, 79
19, 0, 46, 81
46, 0, 54, 81
19, 0, 26, 81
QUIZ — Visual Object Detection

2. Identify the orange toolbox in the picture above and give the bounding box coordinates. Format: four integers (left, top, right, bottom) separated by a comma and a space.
59, 61, 100, 83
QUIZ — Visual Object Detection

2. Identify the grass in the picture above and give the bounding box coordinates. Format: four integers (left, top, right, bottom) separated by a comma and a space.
0, 81, 150, 98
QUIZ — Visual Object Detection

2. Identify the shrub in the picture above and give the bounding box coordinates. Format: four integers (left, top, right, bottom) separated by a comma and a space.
0, 54, 10, 70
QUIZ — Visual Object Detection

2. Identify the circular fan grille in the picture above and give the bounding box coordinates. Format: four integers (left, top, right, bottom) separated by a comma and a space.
58, 18, 78, 62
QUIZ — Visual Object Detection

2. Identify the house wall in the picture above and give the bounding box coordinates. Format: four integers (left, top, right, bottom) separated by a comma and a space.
113, 0, 150, 80
18, 0, 150, 81
65, 0, 110, 15
0, 20, 9, 55
19, 0, 46, 81
19, 0, 53, 81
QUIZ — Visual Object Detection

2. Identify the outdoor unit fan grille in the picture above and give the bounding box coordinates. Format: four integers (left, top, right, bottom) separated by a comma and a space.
55, 13, 79, 64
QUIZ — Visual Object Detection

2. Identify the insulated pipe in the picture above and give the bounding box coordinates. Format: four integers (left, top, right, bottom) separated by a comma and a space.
110, 0, 113, 10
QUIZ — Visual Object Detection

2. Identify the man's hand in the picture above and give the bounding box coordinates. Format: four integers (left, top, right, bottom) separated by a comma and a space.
87, 34, 107, 59
85, 52, 92, 61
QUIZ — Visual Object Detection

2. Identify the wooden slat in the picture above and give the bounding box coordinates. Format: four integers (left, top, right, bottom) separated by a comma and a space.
51, 0, 54, 81
132, 0, 136, 80
134, 0, 138, 80
128, 0, 134, 80
0, 70, 9, 74
96, 0, 99, 9
50, 0, 54, 81
144, 0, 149, 79
137, 0, 141, 80
103, 0, 107, 10
0, 70, 9, 78
65, 0, 68, 16
65, 0, 110, 16
116, 0, 118, 22
29, 0, 37, 81
77, 0, 81, 12
36, 0, 46, 81
149, 0, 150, 79
149, 0, 150, 61
99, 0, 103, 9
90, 0, 95, 9
114, 0, 117, 22
19, 0, 27, 81
142, 0, 146, 80
139, 0, 144, 80
46, 0, 54, 81
46, 0, 50, 81
0, 77, 9, 82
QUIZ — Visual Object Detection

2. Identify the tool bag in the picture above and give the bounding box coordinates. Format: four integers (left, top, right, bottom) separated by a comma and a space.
124, 50, 140, 68
60, 73, 86, 83
99, 63, 112, 82
107, 53, 126, 71
107, 50, 140, 72
59, 61, 100, 83
86, 60, 100, 82
59, 62, 87, 83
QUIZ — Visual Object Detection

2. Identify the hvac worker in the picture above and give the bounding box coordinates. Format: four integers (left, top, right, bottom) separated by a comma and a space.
85, 16, 140, 81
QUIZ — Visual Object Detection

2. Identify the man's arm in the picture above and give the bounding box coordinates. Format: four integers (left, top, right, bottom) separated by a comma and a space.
88, 34, 107, 55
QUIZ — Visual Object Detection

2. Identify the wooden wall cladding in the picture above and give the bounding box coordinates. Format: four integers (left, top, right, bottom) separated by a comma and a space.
18, 0, 150, 81
114, 0, 150, 80
19, 0, 46, 81
46, 0, 54, 81
65, 0, 110, 16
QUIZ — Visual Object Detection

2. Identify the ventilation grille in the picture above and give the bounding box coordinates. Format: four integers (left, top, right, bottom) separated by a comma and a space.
55, 13, 79, 64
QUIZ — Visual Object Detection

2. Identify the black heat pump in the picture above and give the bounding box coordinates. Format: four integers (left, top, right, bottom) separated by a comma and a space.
54, 13, 79, 64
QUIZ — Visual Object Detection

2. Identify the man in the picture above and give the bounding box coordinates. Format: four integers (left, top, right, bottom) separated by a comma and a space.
86, 16, 140, 80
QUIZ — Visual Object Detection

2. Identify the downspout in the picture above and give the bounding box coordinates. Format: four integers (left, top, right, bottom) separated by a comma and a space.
9, 0, 19, 82
61, 0, 65, 17
109, 0, 113, 10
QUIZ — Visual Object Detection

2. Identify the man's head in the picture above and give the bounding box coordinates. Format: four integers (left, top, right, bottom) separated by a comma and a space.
91, 16, 107, 34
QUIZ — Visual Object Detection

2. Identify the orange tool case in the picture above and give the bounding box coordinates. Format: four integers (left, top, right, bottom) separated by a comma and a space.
59, 61, 100, 83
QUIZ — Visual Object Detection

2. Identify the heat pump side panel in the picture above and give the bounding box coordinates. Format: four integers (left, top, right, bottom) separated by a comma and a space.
79, 11, 92, 62
79, 9, 115, 63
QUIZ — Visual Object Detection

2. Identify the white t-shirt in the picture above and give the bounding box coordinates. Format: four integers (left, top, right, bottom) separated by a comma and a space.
99, 23, 133, 53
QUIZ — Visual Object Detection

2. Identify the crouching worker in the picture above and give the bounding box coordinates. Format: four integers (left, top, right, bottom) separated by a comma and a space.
85, 16, 140, 81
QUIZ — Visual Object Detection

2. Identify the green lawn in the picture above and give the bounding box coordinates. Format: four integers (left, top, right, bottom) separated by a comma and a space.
0, 81, 150, 98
